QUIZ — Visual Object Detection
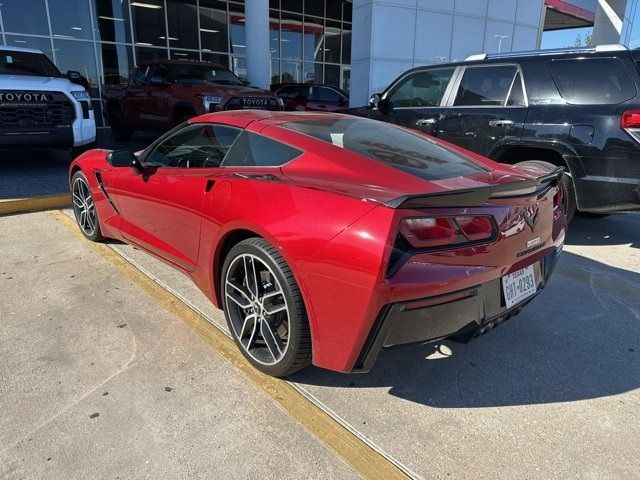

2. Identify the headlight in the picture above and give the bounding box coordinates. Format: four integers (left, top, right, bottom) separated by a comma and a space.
202, 94, 223, 111
276, 96, 284, 108
70, 90, 90, 102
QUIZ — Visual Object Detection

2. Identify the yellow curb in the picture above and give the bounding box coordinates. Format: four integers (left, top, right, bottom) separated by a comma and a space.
0, 194, 71, 216
50, 210, 411, 480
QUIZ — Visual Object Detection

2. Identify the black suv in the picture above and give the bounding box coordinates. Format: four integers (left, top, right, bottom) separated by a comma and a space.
352, 44, 640, 220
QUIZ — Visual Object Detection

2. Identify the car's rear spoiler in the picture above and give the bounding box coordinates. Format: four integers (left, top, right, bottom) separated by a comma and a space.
385, 167, 564, 209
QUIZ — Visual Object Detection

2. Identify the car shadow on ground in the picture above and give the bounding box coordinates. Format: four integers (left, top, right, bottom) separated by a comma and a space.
290, 251, 640, 408
568, 212, 640, 249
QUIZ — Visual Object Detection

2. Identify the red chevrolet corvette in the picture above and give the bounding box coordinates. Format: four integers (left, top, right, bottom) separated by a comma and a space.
69, 111, 566, 377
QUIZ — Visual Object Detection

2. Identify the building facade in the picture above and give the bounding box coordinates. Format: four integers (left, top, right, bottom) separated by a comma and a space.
0, 0, 353, 125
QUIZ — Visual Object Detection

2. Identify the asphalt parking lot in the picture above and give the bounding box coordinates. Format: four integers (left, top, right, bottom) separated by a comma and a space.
1, 203, 638, 478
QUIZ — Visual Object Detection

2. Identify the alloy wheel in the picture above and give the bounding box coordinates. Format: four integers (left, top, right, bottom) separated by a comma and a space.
72, 176, 97, 236
224, 253, 290, 366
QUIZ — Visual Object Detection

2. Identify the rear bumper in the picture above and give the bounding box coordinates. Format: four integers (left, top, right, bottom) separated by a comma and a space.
352, 248, 561, 373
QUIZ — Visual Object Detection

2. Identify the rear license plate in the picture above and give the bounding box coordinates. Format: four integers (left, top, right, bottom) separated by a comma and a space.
502, 264, 537, 309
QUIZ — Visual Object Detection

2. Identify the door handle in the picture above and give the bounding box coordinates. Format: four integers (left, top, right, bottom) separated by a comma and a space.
416, 118, 436, 126
489, 119, 514, 127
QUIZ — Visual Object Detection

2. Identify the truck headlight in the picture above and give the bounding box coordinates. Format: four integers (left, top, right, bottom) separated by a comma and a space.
276, 96, 284, 108
202, 94, 223, 112
71, 90, 91, 103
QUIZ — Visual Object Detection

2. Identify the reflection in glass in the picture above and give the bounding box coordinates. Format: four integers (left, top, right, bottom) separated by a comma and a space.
1, 0, 50, 35
281, 13, 302, 60
49, 0, 93, 40
303, 62, 323, 84
131, 0, 167, 47
231, 55, 247, 79
99, 43, 134, 85
324, 63, 339, 88
92, 0, 132, 43
341, 24, 351, 64
136, 46, 169, 64
269, 10, 280, 59
271, 58, 280, 84
281, 60, 302, 83
303, 17, 324, 62
202, 52, 230, 68
324, 21, 341, 64
200, 0, 229, 53
229, 3, 246, 55
167, 0, 199, 50
171, 50, 200, 61
5, 35, 54, 57
53, 39, 99, 95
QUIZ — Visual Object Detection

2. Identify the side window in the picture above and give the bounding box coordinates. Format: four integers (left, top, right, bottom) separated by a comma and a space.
145, 124, 242, 168
150, 64, 170, 83
386, 68, 455, 108
133, 66, 149, 86
454, 65, 519, 106
313, 87, 342, 103
222, 131, 302, 167
507, 72, 526, 106
548, 58, 636, 105
277, 86, 297, 99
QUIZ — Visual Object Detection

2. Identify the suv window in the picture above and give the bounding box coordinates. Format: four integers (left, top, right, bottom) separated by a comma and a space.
133, 66, 149, 85
548, 58, 636, 105
145, 124, 241, 168
0, 51, 61, 77
277, 86, 299, 99
222, 131, 302, 167
312, 87, 342, 103
386, 68, 455, 108
454, 65, 519, 106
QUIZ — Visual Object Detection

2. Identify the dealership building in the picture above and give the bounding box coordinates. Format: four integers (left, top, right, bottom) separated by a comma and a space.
1, 0, 639, 125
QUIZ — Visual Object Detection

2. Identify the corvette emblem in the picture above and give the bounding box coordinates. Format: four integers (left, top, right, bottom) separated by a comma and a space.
522, 205, 539, 232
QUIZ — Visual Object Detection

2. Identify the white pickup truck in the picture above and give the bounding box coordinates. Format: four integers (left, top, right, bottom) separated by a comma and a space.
0, 45, 96, 157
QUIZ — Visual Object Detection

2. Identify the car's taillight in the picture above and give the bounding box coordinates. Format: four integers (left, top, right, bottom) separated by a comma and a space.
399, 215, 495, 249
454, 215, 494, 241
553, 184, 564, 210
621, 110, 640, 129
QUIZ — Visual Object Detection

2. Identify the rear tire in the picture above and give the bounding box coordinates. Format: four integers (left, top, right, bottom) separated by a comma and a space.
221, 237, 311, 377
109, 108, 134, 142
516, 160, 576, 223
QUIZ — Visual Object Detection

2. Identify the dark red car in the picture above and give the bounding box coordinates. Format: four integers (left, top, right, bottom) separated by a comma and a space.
69, 111, 566, 377
103, 60, 283, 140
273, 83, 349, 111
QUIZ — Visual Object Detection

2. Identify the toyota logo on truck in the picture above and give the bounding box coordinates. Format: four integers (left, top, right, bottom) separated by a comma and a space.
0, 91, 51, 102
241, 97, 269, 107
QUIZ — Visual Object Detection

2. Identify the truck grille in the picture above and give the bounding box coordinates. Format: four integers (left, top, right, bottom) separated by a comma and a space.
0, 91, 76, 129
224, 97, 280, 111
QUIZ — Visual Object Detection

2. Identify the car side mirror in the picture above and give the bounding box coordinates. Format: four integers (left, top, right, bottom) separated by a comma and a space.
369, 93, 381, 109
149, 75, 171, 86
241, 78, 250, 86
108, 150, 145, 174
378, 98, 393, 115
67, 70, 82, 81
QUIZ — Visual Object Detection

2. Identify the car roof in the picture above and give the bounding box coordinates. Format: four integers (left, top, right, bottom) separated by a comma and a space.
0, 45, 44, 55
192, 110, 351, 127
138, 59, 227, 69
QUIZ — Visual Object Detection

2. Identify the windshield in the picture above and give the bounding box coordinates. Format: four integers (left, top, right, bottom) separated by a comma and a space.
281, 117, 488, 181
168, 64, 244, 86
0, 51, 62, 77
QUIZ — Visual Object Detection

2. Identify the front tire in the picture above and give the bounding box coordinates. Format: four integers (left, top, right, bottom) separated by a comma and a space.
221, 238, 311, 377
516, 160, 576, 222
71, 170, 104, 242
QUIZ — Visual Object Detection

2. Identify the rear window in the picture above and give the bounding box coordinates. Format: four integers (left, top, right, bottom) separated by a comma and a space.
548, 58, 636, 105
221, 131, 302, 167
281, 117, 487, 181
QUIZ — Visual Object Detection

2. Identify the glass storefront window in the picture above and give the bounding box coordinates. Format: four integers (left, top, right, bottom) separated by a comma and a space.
49, 0, 93, 40
323, 20, 341, 64
202, 51, 229, 68
304, 0, 323, 17
281, 59, 302, 83
99, 43, 134, 85
136, 46, 168, 64
341, 23, 351, 64
324, 63, 339, 88
167, 0, 199, 50
229, 2, 246, 56
230, 55, 247, 79
281, 0, 302, 14
269, 10, 280, 59
271, 58, 280, 84
5, 35, 54, 57
303, 62, 322, 84
171, 50, 200, 61
200, 0, 228, 53
326, 0, 341, 20
281, 13, 302, 60
303, 16, 323, 62
131, 0, 167, 47
1, 0, 50, 35
92, 0, 132, 43
53, 39, 99, 95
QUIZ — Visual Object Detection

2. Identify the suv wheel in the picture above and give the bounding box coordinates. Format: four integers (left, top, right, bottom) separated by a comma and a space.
109, 108, 134, 142
516, 160, 576, 223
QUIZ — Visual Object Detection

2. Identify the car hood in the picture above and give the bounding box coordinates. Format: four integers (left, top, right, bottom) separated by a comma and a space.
0, 75, 75, 91
178, 83, 277, 97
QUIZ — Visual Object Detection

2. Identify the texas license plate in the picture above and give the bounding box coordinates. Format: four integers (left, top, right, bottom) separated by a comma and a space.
502, 264, 537, 309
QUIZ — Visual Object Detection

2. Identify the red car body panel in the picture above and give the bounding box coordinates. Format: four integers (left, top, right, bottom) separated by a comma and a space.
70, 111, 566, 373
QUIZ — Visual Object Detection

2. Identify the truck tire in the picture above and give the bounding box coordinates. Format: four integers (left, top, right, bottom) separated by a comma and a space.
109, 108, 134, 142
515, 160, 576, 223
